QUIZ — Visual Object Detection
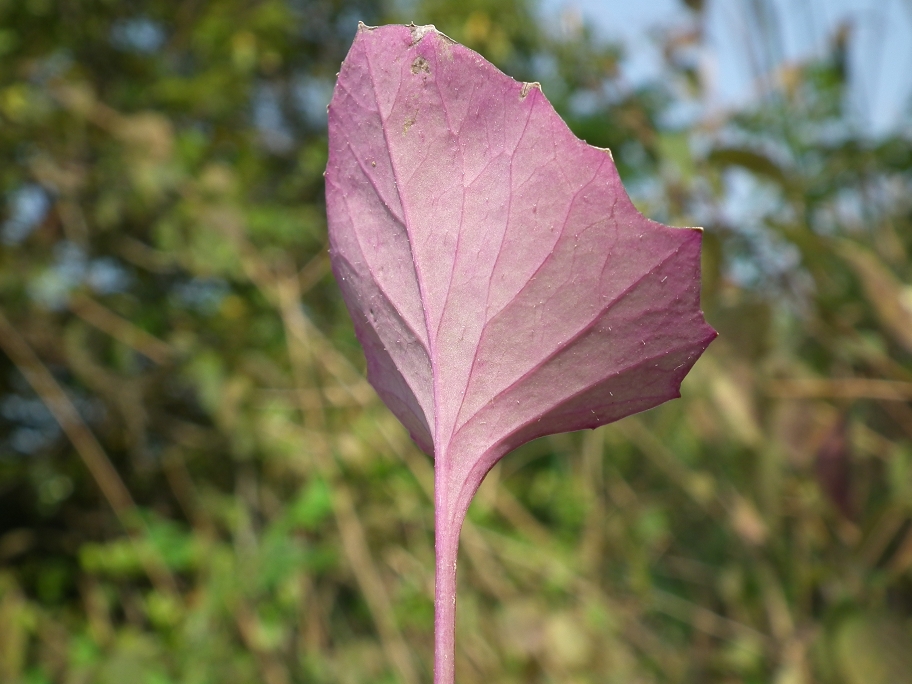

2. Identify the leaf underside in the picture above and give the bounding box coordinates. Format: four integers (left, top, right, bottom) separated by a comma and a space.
325, 22, 716, 683
327, 22, 715, 513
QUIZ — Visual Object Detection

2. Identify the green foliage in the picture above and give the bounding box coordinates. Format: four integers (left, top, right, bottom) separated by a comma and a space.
1, 0, 911, 683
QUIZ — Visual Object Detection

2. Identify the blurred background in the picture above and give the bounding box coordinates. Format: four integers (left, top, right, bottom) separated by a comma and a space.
1, 0, 911, 682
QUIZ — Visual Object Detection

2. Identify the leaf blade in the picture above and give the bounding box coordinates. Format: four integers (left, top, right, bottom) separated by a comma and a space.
325, 23, 717, 683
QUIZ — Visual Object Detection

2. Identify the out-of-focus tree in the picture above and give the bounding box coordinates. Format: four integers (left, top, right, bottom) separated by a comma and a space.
0, 0, 910, 683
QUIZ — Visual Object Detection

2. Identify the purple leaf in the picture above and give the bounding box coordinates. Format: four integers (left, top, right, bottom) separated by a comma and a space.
325, 23, 716, 683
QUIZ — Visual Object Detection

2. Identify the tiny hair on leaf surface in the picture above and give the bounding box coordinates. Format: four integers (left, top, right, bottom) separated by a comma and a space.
325, 22, 717, 683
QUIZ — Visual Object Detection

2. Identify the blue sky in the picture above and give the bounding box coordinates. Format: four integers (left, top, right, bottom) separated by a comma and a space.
541, 0, 912, 135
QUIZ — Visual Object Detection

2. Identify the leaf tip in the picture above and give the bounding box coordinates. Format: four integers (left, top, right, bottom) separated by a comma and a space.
406, 22, 453, 45
593, 145, 614, 161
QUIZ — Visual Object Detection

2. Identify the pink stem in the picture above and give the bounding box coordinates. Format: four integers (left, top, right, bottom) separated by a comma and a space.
433, 461, 461, 684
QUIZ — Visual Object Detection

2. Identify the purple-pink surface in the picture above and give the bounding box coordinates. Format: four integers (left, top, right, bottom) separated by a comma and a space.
325, 23, 716, 683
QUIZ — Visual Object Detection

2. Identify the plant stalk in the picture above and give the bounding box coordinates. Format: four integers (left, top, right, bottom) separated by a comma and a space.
433, 461, 461, 684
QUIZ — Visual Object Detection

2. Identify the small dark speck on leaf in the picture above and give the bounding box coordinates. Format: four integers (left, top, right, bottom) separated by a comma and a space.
411, 56, 431, 74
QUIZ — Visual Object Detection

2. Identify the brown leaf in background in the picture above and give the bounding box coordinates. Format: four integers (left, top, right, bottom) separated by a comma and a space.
815, 416, 853, 519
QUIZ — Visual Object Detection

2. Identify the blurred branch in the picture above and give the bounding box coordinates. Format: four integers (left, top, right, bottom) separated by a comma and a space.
767, 378, 912, 401
297, 248, 330, 295
114, 236, 175, 273
0, 309, 177, 595
650, 587, 771, 648
234, 603, 292, 684
887, 524, 912, 577
484, 523, 765, 668
256, 385, 374, 409
69, 294, 174, 365
0, 310, 135, 513
617, 418, 720, 516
